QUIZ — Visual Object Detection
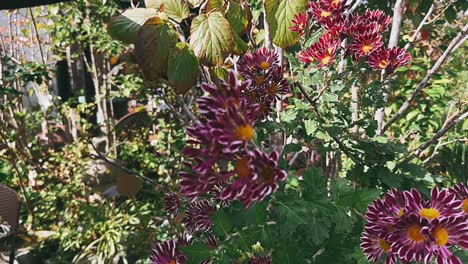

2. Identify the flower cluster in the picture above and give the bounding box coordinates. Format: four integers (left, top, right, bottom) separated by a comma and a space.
238, 48, 290, 117
179, 71, 287, 208
361, 184, 468, 264
150, 240, 186, 264
293, 1, 410, 74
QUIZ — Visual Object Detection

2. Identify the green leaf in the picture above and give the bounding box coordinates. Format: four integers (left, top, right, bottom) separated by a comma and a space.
232, 33, 249, 54
211, 208, 233, 238
225, 1, 250, 35
189, 12, 234, 66
145, 0, 190, 22
281, 109, 297, 123
202, 0, 226, 13
135, 23, 178, 81
181, 242, 211, 263
107, 8, 158, 44
168, 43, 200, 94
304, 119, 317, 136
186, 0, 204, 7
265, 0, 307, 48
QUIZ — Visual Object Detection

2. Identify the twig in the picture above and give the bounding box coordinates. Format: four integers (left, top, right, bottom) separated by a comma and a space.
344, 0, 362, 16
28, 8, 46, 65
296, 83, 361, 164
381, 23, 468, 134
90, 142, 159, 187
401, 110, 468, 164
403, 3, 436, 51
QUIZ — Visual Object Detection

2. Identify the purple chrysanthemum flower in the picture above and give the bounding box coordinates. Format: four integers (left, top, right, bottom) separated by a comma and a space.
387, 213, 431, 263
183, 200, 216, 233
164, 192, 181, 216
238, 47, 279, 83
221, 149, 287, 208
423, 216, 468, 264
179, 170, 218, 199
360, 230, 398, 264
449, 182, 468, 214
150, 240, 186, 264
364, 189, 406, 236
248, 255, 272, 264
405, 188, 463, 222
204, 233, 220, 249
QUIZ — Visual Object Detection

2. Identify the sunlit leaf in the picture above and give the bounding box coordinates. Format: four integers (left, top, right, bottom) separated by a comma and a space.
107, 8, 158, 44
265, 0, 307, 48
145, 0, 190, 22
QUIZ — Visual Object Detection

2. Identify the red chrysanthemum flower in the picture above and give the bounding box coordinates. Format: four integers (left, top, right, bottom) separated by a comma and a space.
321, 14, 348, 38
164, 191, 181, 216
299, 33, 341, 67
350, 29, 383, 58
361, 9, 391, 33
448, 182, 468, 214
150, 240, 187, 264
290, 12, 309, 35
404, 188, 464, 222
183, 200, 216, 233
248, 255, 272, 264
308, 0, 346, 24
367, 47, 410, 74
361, 230, 398, 264
238, 47, 279, 83
423, 216, 468, 264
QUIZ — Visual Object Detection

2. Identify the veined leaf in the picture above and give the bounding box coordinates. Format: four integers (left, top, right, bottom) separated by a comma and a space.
107, 8, 158, 44
265, 0, 307, 48
135, 23, 178, 81
168, 43, 200, 94
189, 12, 234, 66
226, 0, 251, 34
145, 0, 190, 22
202, 0, 226, 13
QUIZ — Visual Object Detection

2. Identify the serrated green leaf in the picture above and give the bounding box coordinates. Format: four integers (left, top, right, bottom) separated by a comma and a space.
168, 43, 200, 94
232, 33, 249, 54
181, 242, 211, 263
265, 0, 307, 48
281, 109, 297, 123
211, 209, 233, 238
190, 12, 234, 66
202, 0, 226, 13
135, 23, 178, 81
107, 8, 158, 44
304, 119, 317, 136
145, 0, 190, 22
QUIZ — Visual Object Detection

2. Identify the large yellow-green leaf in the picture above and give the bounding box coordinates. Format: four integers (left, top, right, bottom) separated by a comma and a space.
187, 0, 204, 7
201, 0, 226, 13
189, 12, 234, 66
135, 23, 178, 81
265, 0, 307, 48
168, 43, 200, 94
145, 0, 190, 22
107, 8, 158, 44
225, 0, 251, 35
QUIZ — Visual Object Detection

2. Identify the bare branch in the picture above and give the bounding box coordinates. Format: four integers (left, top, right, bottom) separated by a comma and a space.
403, 3, 436, 51
344, 0, 362, 16
381, 23, 468, 134
388, 0, 405, 48
401, 109, 468, 164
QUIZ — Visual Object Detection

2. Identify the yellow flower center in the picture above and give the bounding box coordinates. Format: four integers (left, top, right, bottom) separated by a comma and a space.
327, 47, 333, 54
298, 24, 304, 30
407, 224, 425, 242
267, 85, 278, 95
361, 44, 373, 54
255, 75, 265, 85
434, 227, 449, 246
260, 165, 275, 181
308, 56, 315, 62
170, 260, 176, 264
235, 157, 250, 178
419, 208, 440, 220
397, 208, 404, 217
321, 11, 331, 17
331, 0, 340, 8
378, 60, 389, 69
321, 55, 332, 65
235, 125, 254, 141
463, 199, 468, 213
378, 239, 391, 252
259, 61, 270, 70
